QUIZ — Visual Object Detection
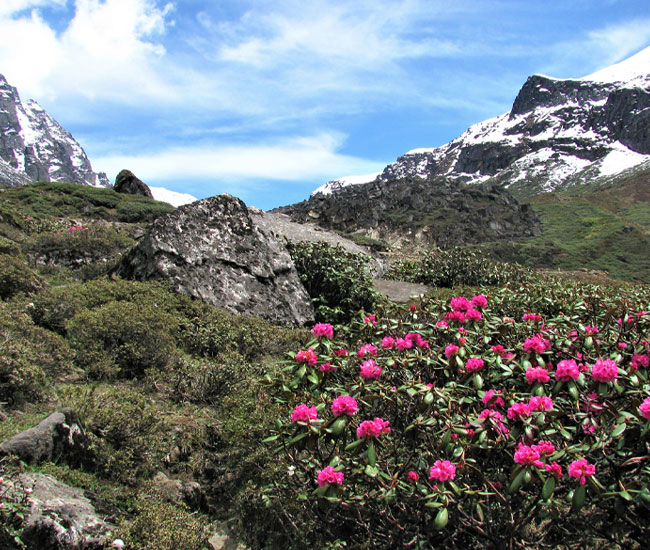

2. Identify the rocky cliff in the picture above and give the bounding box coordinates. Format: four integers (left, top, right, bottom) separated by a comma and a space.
0, 74, 109, 188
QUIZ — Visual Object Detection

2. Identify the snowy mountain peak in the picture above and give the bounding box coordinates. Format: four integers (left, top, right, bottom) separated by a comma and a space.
580, 45, 650, 86
0, 73, 110, 188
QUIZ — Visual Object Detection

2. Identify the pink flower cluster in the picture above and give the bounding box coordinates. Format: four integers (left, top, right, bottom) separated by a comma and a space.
357, 343, 378, 358
630, 354, 649, 371
507, 396, 554, 421
481, 389, 505, 408
525, 366, 550, 384
491, 345, 515, 362
591, 358, 618, 383
465, 357, 485, 373
356, 417, 391, 438
429, 459, 456, 482
555, 359, 580, 381
522, 313, 542, 322
568, 459, 595, 485
312, 323, 334, 339
523, 334, 551, 354
639, 397, 650, 420
331, 395, 358, 417
317, 466, 344, 487
445, 295, 487, 324
444, 344, 459, 358
360, 359, 382, 380
364, 314, 377, 326
514, 440, 558, 471
291, 403, 318, 423
296, 347, 318, 366
478, 408, 508, 433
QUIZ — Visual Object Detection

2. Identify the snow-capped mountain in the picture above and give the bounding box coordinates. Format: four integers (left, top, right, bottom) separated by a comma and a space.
314, 46, 650, 199
0, 74, 110, 188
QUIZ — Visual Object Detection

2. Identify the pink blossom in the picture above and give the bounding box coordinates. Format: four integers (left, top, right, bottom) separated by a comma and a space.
312, 323, 334, 339
364, 314, 377, 326
465, 357, 485, 373
522, 313, 542, 322
526, 366, 550, 384
568, 459, 595, 485
528, 396, 554, 412
532, 440, 555, 455
555, 359, 580, 381
471, 294, 488, 309
333, 348, 349, 357
491, 345, 507, 357
407, 471, 420, 482
381, 336, 396, 349
465, 308, 483, 322
444, 344, 459, 358
357, 344, 378, 358
405, 332, 429, 348
357, 417, 390, 438
429, 460, 456, 482
450, 296, 471, 312
584, 325, 599, 335
436, 320, 449, 329
591, 358, 619, 383
360, 359, 382, 380
545, 462, 563, 478
507, 402, 531, 421
331, 395, 358, 417
317, 466, 344, 487
445, 311, 466, 324
291, 404, 319, 423
523, 334, 551, 354
395, 338, 413, 351
478, 409, 508, 433
514, 443, 542, 466
631, 354, 649, 371
296, 348, 318, 366
409, 304, 418, 312
639, 397, 650, 420
320, 362, 337, 372
482, 389, 505, 408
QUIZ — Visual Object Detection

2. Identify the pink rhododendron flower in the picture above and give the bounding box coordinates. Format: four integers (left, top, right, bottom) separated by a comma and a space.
545, 462, 563, 478
364, 314, 377, 326
357, 344, 378, 358
584, 325, 599, 334
526, 366, 550, 384
466, 308, 483, 322
405, 332, 429, 348
296, 348, 318, 366
522, 313, 542, 322
555, 359, 580, 381
381, 336, 396, 349
482, 389, 505, 408
407, 471, 420, 482
523, 334, 551, 354
450, 296, 471, 312
444, 344, 459, 358
395, 338, 413, 351
320, 362, 337, 372
591, 358, 619, 383
507, 402, 531, 421
360, 359, 382, 380
631, 354, 649, 371
436, 320, 449, 329
445, 311, 466, 323
568, 459, 595, 485
514, 443, 542, 466
312, 323, 334, 339
465, 357, 485, 373
333, 348, 349, 356
491, 345, 507, 357
291, 403, 319, 423
331, 395, 358, 417
458, 336, 467, 345
357, 418, 390, 438
478, 409, 508, 433
471, 294, 488, 309
429, 460, 456, 482
532, 440, 555, 455
409, 304, 418, 312
639, 397, 650, 420
528, 396, 554, 412
317, 466, 344, 487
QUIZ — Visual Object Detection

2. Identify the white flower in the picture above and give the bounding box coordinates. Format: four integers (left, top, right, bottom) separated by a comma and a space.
112, 539, 125, 549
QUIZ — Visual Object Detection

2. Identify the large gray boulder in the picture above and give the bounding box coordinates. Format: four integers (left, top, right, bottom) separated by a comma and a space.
113, 169, 154, 198
2, 473, 115, 549
0, 409, 88, 466
116, 194, 315, 326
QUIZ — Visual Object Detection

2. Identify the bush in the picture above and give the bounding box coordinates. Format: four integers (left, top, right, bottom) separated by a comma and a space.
0, 254, 42, 300
117, 201, 175, 222
258, 280, 650, 549
286, 241, 379, 323
66, 301, 178, 379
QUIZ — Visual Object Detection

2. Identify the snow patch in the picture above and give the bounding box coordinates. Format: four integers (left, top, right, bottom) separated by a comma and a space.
311, 172, 381, 196
149, 186, 197, 207
580, 45, 650, 85
597, 144, 650, 177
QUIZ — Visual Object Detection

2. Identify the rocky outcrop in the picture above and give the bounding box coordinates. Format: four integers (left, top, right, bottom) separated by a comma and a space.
2, 474, 115, 549
116, 194, 314, 326
277, 177, 541, 248
114, 169, 154, 198
0, 409, 88, 466
0, 74, 109, 188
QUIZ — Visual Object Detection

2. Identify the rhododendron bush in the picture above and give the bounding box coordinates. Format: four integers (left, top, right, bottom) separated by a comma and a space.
261, 279, 650, 549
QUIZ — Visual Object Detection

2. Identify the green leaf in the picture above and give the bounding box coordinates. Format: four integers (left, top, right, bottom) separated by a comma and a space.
261, 435, 279, 443
365, 464, 379, 477
572, 484, 586, 512
345, 439, 364, 452
433, 508, 449, 530
611, 423, 627, 438
509, 467, 526, 494
330, 416, 347, 435
541, 477, 556, 500
367, 441, 376, 467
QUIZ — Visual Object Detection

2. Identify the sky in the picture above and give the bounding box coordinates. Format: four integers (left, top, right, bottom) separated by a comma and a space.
1, 0, 650, 210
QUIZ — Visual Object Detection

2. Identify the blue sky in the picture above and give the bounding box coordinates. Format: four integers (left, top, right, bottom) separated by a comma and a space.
1, 0, 650, 209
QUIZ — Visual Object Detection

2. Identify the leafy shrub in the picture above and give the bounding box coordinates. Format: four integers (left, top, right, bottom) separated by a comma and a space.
387, 247, 532, 288
0, 302, 73, 408
117, 201, 175, 222
0, 254, 42, 300
286, 241, 379, 323
66, 301, 178, 379
259, 280, 650, 549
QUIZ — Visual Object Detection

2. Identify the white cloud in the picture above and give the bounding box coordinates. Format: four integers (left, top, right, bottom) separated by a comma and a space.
94, 132, 386, 184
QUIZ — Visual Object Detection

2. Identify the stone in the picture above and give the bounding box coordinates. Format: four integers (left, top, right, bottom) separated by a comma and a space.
116, 194, 314, 326
0, 409, 88, 466
151, 471, 204, 510
2, 473, 115, 549
113, 169, 154, 198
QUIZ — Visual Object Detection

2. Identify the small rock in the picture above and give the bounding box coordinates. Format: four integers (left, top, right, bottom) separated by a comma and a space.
114, 169, 154, 198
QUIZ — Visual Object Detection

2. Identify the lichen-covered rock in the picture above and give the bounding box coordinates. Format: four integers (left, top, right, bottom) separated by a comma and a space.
3, 473, 115, 549
116, 194, 314, 326
113, 169, 154, 198
0, 409, 88, 466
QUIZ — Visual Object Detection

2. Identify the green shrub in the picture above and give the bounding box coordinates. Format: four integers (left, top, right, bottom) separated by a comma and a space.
66, 301, 178, 379
286, 241, 379, 323
117, 201, 175, 222
0, 254, 42, 300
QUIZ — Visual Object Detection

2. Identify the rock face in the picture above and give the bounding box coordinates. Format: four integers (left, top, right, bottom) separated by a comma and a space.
0, 408, 88, 466
277, 177, 541, 248
0, 74, 109, 188
116, 194, 315, 326
313, 47, 650, 200
114, 169, 154, 198
2, 474, 115, 550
